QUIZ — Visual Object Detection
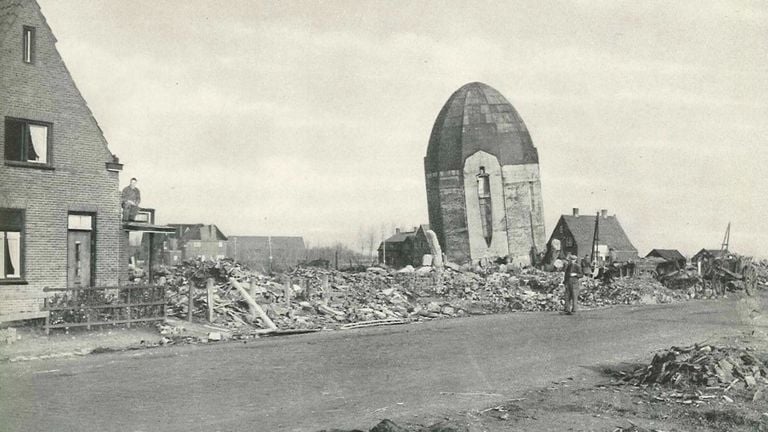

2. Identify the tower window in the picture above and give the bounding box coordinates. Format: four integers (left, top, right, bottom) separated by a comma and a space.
23, 26, 35, 64
477, 167, 490, 198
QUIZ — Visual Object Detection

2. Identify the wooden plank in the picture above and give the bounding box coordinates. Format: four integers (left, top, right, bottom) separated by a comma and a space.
206, 278, 214, 323
44, 301, 166, 312
230, 277, 277, 330
0, 310, 49, 323
45, 316, 165, 330
188, 283, 195, 322
43, 284, 159, 292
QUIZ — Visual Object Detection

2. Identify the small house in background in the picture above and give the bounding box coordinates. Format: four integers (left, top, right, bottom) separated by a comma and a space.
645, 249, 686, 268
167, 224, 228, 261
378, 225, 431, 268
690, 248, 727, 275
547, 208, 638, 264
644, 249, 687, 276
227, 236, 305, 273
691, 249, 725, 266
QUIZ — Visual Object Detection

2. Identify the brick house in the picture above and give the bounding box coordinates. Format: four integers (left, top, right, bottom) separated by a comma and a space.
167, 224, 228, 261
547, 208, 638, 264
377, 225, 431, 268
0, 0, 125, 320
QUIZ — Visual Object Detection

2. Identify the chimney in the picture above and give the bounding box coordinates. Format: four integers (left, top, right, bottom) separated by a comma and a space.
572, 208, 579, 217
601, 209, 608, 219
395, 228, 401, 234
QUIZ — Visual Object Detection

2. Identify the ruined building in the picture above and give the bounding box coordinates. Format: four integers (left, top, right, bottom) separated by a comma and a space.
424, 82, 545, 265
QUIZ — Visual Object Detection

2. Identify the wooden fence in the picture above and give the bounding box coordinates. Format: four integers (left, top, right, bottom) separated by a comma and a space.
43, 285, 166, 334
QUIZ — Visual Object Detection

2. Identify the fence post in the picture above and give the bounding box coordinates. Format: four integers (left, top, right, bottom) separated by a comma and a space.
207, 278, 214, 323
283, 276, 292, 306
126, 286, 131, 329
162, 285, 167, 322
249, 279, 258, 322
44, 295, 50, 335
188, 283, 194, 322
321, 274, 329, 304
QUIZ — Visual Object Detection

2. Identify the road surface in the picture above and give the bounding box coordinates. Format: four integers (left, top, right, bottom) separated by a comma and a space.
0, 297, 763, 432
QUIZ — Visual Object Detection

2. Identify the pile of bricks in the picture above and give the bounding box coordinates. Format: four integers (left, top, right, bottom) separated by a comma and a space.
160, 258, 691, 333
620, 344, 768, 389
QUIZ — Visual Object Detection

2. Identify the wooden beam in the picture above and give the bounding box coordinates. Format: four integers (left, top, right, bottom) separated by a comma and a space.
229, 278, 277, 330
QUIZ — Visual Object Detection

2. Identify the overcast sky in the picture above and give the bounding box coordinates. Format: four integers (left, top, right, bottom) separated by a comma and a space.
37, 0, 768, 257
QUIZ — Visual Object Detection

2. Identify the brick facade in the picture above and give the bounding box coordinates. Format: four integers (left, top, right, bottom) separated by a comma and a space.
0, 1, 122, 319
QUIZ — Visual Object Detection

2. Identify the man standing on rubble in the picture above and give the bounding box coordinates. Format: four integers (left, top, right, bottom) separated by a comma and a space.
121, 177, 141, 221
563, 253, 583, 314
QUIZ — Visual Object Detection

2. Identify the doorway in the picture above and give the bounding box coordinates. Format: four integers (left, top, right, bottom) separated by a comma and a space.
67, 213, 94, 288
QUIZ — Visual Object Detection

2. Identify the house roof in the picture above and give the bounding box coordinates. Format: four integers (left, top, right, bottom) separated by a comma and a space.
559, 214, 637, 257
646, 249, 686, 262
228, 236, 305, 251
168, 224, 228, 241
384, 231, 415, 244
425, 82, 538, 173
691, 248, 726, 260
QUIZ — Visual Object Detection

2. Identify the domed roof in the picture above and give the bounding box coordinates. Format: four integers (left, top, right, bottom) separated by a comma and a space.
425, 82, 538, 173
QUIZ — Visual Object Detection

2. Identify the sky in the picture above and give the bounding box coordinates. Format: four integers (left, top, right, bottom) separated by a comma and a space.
36, 0, 768, 257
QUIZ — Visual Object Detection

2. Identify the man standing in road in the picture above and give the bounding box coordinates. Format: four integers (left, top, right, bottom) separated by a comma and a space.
121, 177, 141, 221
563, 253, 583, 314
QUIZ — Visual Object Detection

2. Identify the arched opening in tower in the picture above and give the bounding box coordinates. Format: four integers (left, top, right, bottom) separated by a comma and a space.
477, 167, 492, 247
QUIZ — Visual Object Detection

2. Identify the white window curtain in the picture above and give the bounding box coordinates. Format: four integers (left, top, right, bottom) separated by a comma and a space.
2, 232, 21, 278
27, 124, 48, 163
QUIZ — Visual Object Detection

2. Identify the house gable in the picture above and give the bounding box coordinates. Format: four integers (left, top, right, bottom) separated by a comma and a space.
0, 0, 122, 319
0, 0, 119, 172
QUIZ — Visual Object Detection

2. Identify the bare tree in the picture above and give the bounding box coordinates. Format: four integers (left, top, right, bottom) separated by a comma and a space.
366, 225, 376, 260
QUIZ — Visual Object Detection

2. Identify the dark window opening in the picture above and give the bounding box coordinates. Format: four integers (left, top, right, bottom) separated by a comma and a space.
4, 118, 50, 164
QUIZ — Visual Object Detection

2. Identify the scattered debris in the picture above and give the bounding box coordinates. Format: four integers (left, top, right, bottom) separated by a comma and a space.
618, 344, 768, 403
0, 327, 17, 344
161, 258, 714, 336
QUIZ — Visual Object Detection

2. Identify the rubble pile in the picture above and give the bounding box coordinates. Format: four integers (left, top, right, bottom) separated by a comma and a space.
620, 344, 768, 389
581, 276, 685, 306
756, 260, 768, 288
161, 259, 696, 332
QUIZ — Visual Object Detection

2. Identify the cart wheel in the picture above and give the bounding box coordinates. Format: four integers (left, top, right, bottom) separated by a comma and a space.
712, 278, 722, 296
744, 266, 756, 296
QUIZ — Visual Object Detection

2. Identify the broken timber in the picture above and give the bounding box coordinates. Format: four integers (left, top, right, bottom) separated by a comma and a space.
340, 317, 409, 330
229, 277, 277, 331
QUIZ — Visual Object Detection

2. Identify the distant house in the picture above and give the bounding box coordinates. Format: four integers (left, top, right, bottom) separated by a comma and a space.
691, 249, 725, 266
167, 224, 228, 261
645, 249, 686, 268
0, 0, 126, 321
377, 225, 431, 268
547, 209, 638, 263
227, 236, 306, 272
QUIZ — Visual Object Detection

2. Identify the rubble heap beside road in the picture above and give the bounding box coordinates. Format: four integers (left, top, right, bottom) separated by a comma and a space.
159, 258, 719, 333
620, 343, 768, 390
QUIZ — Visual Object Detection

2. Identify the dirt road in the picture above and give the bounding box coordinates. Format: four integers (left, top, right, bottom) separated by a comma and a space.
0, 297, 761, 432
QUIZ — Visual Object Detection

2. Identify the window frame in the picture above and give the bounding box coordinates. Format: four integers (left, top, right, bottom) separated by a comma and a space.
0, 208, 26, 284
22, 26, 35, 64
4, 117, 54, 169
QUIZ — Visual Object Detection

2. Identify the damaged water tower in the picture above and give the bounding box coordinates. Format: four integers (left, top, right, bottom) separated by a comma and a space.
424, 82, 545, 265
